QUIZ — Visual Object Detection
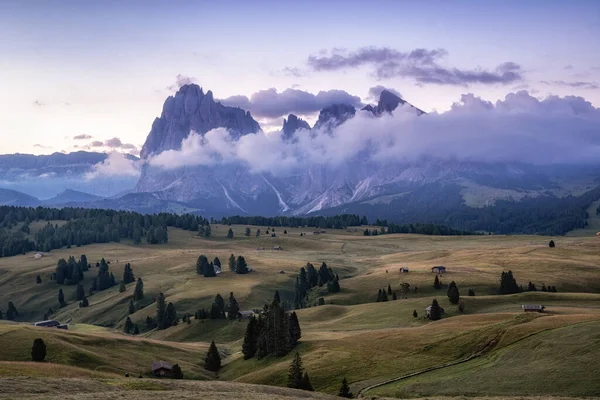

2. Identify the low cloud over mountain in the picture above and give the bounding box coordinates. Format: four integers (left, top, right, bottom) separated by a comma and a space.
149, 90, 600, 173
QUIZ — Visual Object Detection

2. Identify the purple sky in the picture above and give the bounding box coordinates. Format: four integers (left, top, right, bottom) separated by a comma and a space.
0, 0, 599, 155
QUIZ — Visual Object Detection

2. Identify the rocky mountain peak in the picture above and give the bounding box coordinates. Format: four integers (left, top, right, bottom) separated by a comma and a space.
362, 90, 426, 117
282, 114, 311, 139
313, 104, 356, 130
140, 85, 261, 159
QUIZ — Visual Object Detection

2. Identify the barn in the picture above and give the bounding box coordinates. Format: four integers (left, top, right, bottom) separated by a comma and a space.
521, 304, 545, 313
152, 361, 173, 377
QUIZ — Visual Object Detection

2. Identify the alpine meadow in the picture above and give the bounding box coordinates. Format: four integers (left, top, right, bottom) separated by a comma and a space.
1, 1, 600, 399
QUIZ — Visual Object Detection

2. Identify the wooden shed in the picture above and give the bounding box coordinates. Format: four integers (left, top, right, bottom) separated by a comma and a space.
152, 361, 173, 377
521, 304, 545, 313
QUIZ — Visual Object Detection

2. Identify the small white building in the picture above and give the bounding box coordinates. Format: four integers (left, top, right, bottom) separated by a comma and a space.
33, 252, 43, 259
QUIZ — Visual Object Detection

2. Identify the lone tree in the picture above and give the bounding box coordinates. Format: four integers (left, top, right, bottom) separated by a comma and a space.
6, 301, 19, 320
338, 377, 353, 398
287, 352, 304, 389
434, 275, 442, 290
122, 263, 135, 284
413, 309, 418, 318
205, 341, 222, 372
428, 299, 443, 321
196, 255, 209, 275
156, 292, 167, 329
128, 299, 136, 314
549, 240, 556, 248
226, 292, 240, 319
245, 227, 251, 236
301, 372, 314, 391
36, 275, 42, 284
58, 289, 66, 307
119, 280, 126, 293
228, 254, 236, 272
31, 338, 46, 362
133, 278, 144, 301
235, 256, 249, 274
468, 288, 475, 296
227, 228, 234, 239
447, 281, 460, 304
124, 317, 134, 334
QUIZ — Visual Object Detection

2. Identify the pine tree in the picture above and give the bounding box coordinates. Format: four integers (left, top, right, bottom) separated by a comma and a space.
273, 290, 281, 305
392, 292, 397, 300
76, 283, 85, 301
203, 224, 211, 237
549, 240, 555, 248
499, 270, 520, 294
229, 254, 236, 272
133, 324, 140, 335
204, 262, 217, 278
338, 377, 353, 398
447, 281, 460, 304
413, 309, 418, 318
245, 227, 251, 236
227, 228, 234, 239
80, 296, 89, 307
122, 263, 135, 284
288, 311, 301, 346
31, 338, 46, 362
58, 289, 66, 307
428, 299, 442, 321
124, 316, 134, 334
235, 256, 248, 274
119, 280, 126, 293
287, 352, 304, 389
36, 275, 42, 284
242, 316, 258, 359
128, 299, 135, 314
387, 284, 392, 295
133, 278, 144, 301
213, 257, 221, 269
196, 255, 208, 275
156, 292, 167, 329
256, 229, 261, 237
434, 275, 442, 289
210, 294, 226, 319
205, 341, 222, 372
172, 364, 183, 379
468, 288, 476, 296
226, 292, 240, 319
300, 372, 314, 391
166, 302, 177, 327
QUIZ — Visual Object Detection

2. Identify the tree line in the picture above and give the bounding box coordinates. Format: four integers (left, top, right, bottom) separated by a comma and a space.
219, 214, 366, 229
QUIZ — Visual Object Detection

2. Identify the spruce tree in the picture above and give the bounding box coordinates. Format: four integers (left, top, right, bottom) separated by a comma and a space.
172, 364, 183, 379
213, 257, 221, 270
205, 340, 222, 372
166, 302, 177, 327
203, 224, 212, 238
245, 227, 251, 236
392, 292, 397, 300
387, 284, 392, 295
156, 292, 167, 329
31, 338, 46, 362
76, 283, 85, 301
36, 275, 42, 284
338, 377, 353, 398
196, 255, 208, 275
301, 372, 314, 391
133, 278, 144, 301
287, 352, 304, 389
123, 263, 135, 284
119, 280, 126, 293
242, 316, 258, 359
413, 309, 418, 318
80, 296, 89, 307
447, 281, 460, 304
58, 289, 66, 307
124, 317, 134, 334
128, 299, 135, 314
133, 324, 140, 335
5, 302, 18, 320
235, 256, 248, 274
499, 270, 520, 294
428, 299, 442, 321
288, 311, 301, 346
229, 254, 236, 272
468, 288, 476, 296
204, 262, 217, 277
226, 292, 240, 319
227, 228, 234, 239
549, 240, 555, 248
434, 275, 442, 289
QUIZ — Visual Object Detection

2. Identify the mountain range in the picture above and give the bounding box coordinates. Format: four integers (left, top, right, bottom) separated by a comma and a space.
2, 84, 600, 234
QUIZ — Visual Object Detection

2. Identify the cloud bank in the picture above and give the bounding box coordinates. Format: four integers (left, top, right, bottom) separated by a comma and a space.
86, 152, 141, 180
75, 137, 139, 154
149, 91, 600, 173
307, 47, 523, 86
220, 88, 363, 118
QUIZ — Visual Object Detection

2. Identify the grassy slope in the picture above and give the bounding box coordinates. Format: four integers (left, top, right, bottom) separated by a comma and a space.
1, 225, 600, 397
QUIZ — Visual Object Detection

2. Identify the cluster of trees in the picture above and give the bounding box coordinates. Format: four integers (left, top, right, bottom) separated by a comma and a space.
447, 281, 460, 304
196, 255, 219, 277
142, 292, 178, 330
499, 270, 521, 294
0, 206, 212, 257
294, 262, 340, 309
229, 254, 249, 274
242, 292, 301, 360
527, 281, 558, 292
195, 293, 241, 320
376, 285, 397, 302
220, 214, 366, 229
55, 255, 89, 285
369, 221, 476, 236
123, 317, 140, 335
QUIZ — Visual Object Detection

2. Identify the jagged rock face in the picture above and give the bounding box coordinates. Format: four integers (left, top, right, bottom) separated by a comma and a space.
140, 84, 261, 158
313, 104, 356, 130
282, 114, 310, 139
362, 90, 426, 116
